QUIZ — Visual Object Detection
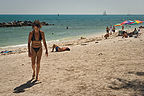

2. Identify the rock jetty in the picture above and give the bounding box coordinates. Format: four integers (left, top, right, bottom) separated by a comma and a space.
0, 20, 54, 27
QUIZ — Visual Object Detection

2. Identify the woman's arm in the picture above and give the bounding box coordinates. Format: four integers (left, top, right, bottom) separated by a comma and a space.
41, 31, 48, 56
28, 32, 32, 57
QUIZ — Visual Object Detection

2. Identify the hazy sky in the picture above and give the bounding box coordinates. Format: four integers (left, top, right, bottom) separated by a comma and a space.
0, 0, 144, 14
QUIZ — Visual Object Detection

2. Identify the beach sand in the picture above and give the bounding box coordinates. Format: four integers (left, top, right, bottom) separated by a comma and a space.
0, 30, 144, 96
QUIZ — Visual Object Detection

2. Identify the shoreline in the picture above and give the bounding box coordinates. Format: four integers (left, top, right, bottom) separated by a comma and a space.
0, 31, 106, 51
0, 26, 143, 55
0, 25, 139, 49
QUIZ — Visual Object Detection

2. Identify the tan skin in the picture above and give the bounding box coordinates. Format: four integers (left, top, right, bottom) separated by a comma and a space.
28, 26, 48, 80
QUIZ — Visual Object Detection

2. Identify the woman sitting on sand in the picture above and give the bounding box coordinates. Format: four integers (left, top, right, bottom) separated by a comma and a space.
104, 33, 109, 39
51, 44, 70, 52
28, 20, 48, 81
133, 28, 138, 35
122, 31, 128, 38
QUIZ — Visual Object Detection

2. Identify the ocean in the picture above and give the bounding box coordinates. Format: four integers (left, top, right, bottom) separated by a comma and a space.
0, 15, 144, 48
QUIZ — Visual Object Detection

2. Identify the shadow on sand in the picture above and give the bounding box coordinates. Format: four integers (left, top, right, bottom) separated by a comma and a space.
109, 72, 144, 95
13, 79, 41, 93
128, 71, 144, 76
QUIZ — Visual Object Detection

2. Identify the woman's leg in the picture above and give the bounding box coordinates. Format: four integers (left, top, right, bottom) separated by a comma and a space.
52, 44, 56, 52
31, 56, 36, 78
61, 47, 67, 51
31, 47, 37, 79
36, 47, 42, 80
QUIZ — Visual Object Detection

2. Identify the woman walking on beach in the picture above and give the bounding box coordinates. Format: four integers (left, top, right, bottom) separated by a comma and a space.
28, 20, 48, 80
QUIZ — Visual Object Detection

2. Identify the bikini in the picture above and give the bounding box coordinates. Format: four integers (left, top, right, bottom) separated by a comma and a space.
31, 31, 42, 53
55, 47, 70, 52
55, 46, 60, 52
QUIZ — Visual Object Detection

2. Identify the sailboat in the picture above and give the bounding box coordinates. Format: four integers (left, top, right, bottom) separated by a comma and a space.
103, 11, 107, 16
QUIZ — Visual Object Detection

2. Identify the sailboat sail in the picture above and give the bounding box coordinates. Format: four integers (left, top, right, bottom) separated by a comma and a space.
103, 11, 107, 15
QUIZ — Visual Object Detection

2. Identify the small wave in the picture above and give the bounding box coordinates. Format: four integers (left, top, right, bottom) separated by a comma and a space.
0, 39, 61, 49
0, 44, 27, 49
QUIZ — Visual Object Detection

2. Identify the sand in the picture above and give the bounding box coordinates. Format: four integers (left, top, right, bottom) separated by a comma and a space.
0, 29, 144, 96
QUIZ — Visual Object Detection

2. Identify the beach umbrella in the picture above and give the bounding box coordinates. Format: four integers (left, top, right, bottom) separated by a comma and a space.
114, 23, 122, 26
134, 20, 143, 24
121, 20, 134, 25
129, 20, 143, 25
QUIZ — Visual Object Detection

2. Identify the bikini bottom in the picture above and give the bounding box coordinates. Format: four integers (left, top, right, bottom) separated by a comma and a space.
32, 47, 41, 53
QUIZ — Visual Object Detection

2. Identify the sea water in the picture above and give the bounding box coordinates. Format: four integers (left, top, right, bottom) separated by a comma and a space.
0, 15, 144, 48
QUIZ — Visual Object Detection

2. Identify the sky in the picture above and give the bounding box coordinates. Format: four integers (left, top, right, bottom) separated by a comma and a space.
0, 0, 144, 15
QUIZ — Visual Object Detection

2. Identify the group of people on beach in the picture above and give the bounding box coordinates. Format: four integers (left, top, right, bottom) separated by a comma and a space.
104, 24, 141, 39
121, 28, 140, 38
104, 25, 116, 39
28, 20, 70, 81
117, 25, 141, 38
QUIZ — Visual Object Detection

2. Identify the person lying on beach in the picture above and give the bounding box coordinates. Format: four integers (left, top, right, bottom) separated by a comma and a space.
139, 26, 144, 29
127, 28, 139, 38
127, 32, 133, 37
28, 20, 48, 81
0, 50, 24, 55
51, 44, 70, 52
0, 50, 15, 55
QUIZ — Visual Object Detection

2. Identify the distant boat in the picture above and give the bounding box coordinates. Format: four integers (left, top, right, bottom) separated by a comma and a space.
127, 14, 131, 16
127, 10, 131, 16
126, 13, 131, 16
103, 11, 107, 16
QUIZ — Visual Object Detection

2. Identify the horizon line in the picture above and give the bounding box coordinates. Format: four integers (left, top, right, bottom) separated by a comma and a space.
0, 13, 144, 15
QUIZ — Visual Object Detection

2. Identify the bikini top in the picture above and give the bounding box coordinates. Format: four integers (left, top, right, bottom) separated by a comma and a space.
31, 31, 42, 41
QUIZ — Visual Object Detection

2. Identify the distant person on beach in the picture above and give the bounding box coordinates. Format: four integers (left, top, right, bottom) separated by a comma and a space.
104, 33, 109, 39
133, 28, 138, 35
105, 26, 110, 39
138, 28, 140, 32
28, 20, 48, 81
122, 26, 124, 31
51, 44, 70, 52
112, 26, 115, 33
139, 26, 144, 29
106, 26, 110, 33
109, 25, 112, 35
122, 31, 128, 38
